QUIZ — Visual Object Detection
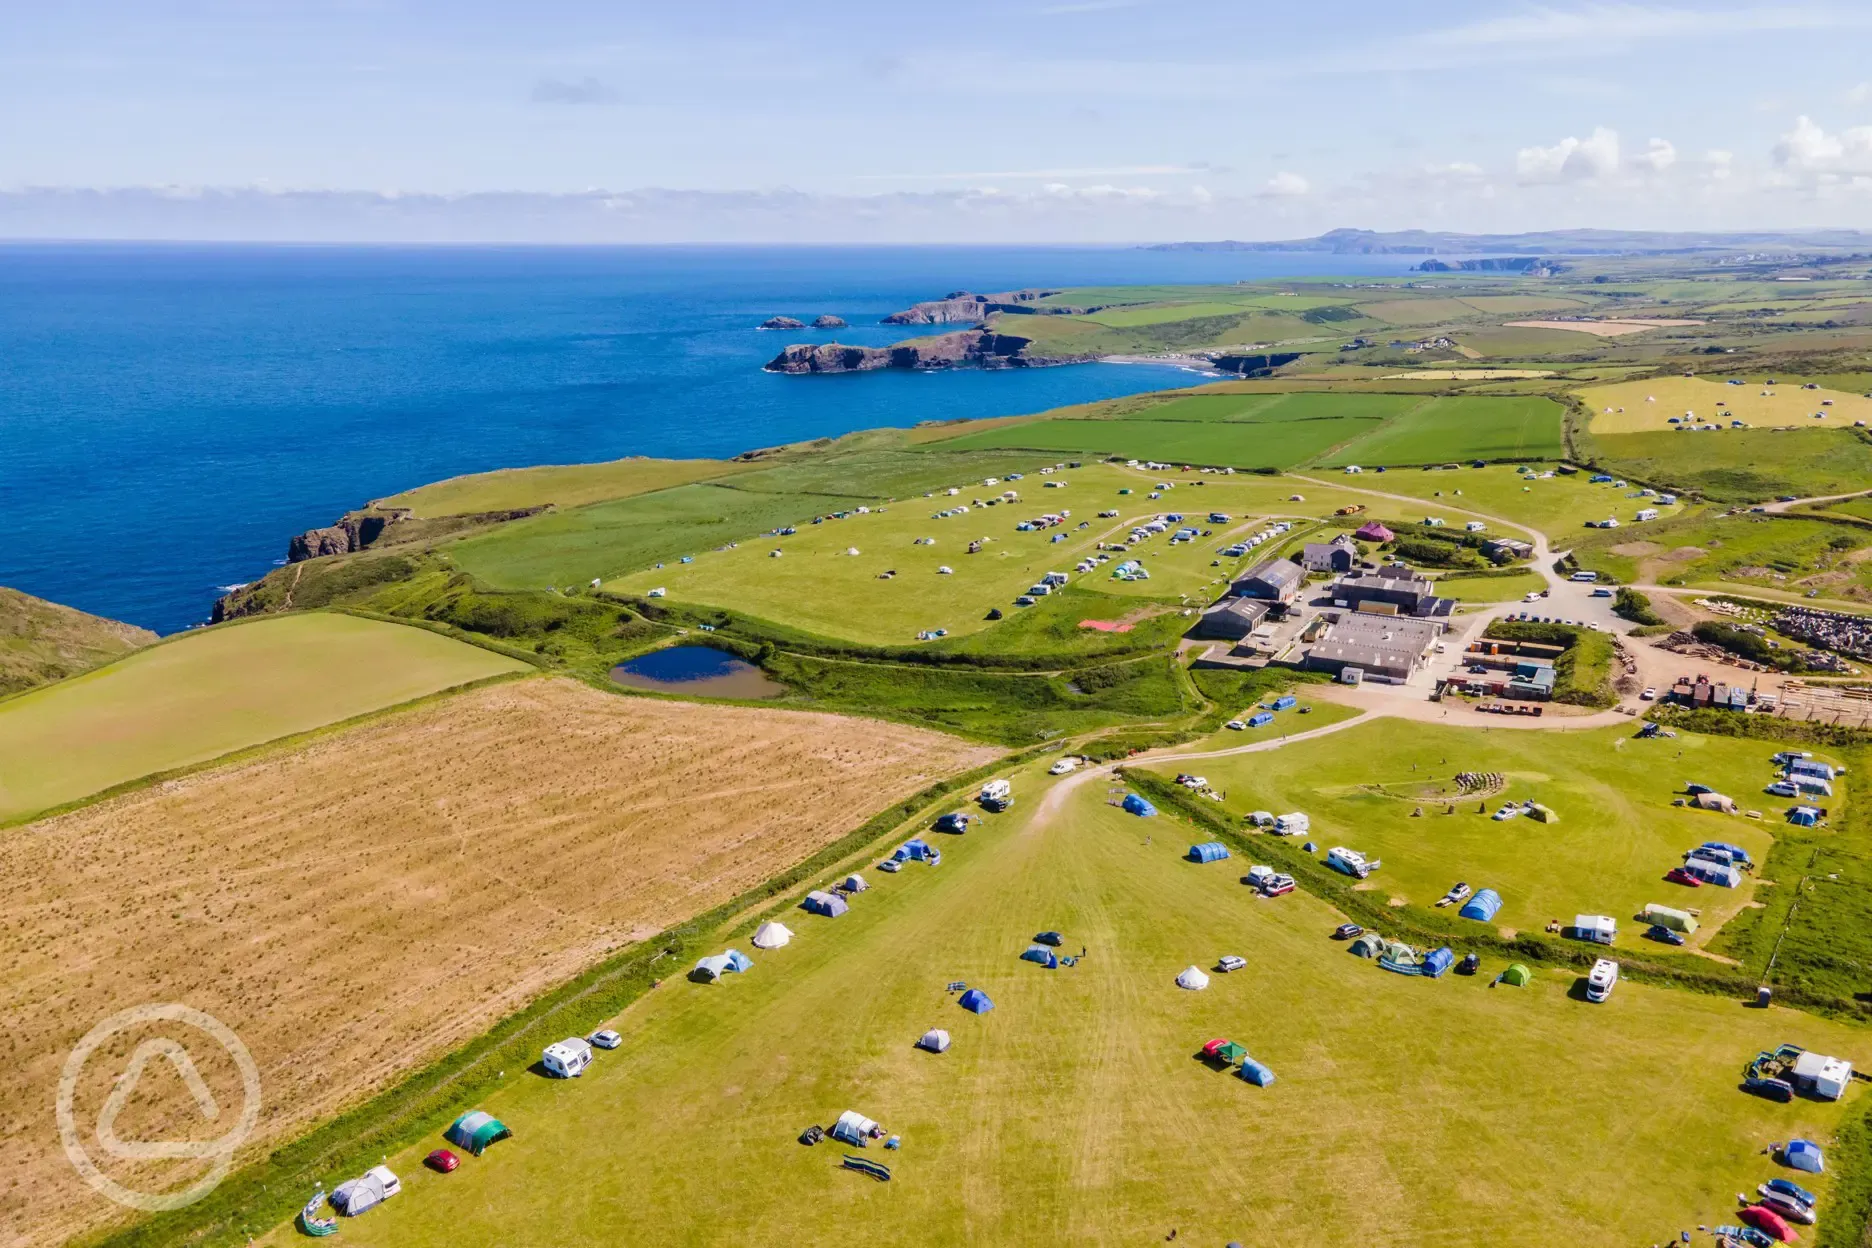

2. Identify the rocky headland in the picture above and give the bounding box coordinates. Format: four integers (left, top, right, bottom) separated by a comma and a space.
765, 329, 1099, 375
880, 288, 1076, 325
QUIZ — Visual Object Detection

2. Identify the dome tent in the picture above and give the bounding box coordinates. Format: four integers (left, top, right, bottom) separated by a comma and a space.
1020, 944, 1060, 968
444, 1110, 512, 1156
917, 1028, 951, 1053
958, 988, 994, 1013
1498, 963, 1533, 987
1176, 966, 1210, 990
1784, 1140, 1825, 1173
752, 922, 793, 949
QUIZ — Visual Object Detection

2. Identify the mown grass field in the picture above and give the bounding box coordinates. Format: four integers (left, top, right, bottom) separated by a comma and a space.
268, 758, 1865, 1248
1322, 463, 1685, 540
0, 613, 528, 823
1146, 718, 1801, 945
379, 456, 750, 516
1581, 376, 1872, 434
1317, 395, 1565, 465
1431, 569, 1548, 602
926, 414, 1381, 469
1573, 511, 1872, 601
1582, 427, 1872, 502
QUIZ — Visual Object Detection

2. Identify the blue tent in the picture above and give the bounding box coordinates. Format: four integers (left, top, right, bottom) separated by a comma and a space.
1458, 889, 1502, 922
1122, 793, 1157, 817
1784, 1140, 1825, 1174
723, 949, 753, 973
958, 988, 994, 1014
803, 890, 849, 917
895, 838, 941, 864
1188, 841, 1231, 863
1787, 806, 1820, 827
1270, 695, 1297, 711
1237, 1056, 1276, 1087
1020, 945, 1060, 968
1702, 841, 1751, 866
1247, 712, 1275, 728
1421, 947, 1456, 978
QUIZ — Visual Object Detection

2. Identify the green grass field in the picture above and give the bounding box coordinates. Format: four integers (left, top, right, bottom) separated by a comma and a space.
1143, 719, 1798, 944
379, 457, 750, 517
1431, 569, 1548, 602
278, 757, 1864, 1248
1582, 427, 1872, 502
1321, 463, 1685, 540
1573, 512, 1872, 602
1318, 395, 1565, 465
0, 613, 527, 823
926, 416, 1379, 469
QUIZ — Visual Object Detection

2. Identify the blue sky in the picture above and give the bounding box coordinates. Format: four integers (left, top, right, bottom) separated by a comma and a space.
5, 1, 1872, 240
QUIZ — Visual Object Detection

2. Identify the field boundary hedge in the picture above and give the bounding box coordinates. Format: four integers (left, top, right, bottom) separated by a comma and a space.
85, 748, 1037, 1248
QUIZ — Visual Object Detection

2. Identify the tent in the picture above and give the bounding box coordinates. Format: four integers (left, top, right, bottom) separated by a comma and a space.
831, 1110, 879, 1146
1693, 792, 1738, 813
444, 1111, 512, 1157
1687, 860, 1742, 888
1458, 889, 1502, 922
1642, 903, 1698, 934
1348, 933, 1384, 958
1421, 947, 1456, 978
1237, 1056, 1276, 1086
1034, 930, 1064, 947
917, 1028, 951, 1053
1123, 793, 1158, 817
843, 873, 868, 892
1788, 806, 1821, 827
1784, 1140, 1825, 1173
1499, 963, 1533, 987
1270, 695, 1297, 711
1247, 712, 1275, 728
896, 838, 941, 864
1201, 1037, 1241, 1062
803, 890, 849, 917
752, 922, 793, 949
724, 948, 753, 972
1525, 803, 1559, 824
1176, 966, 1210, 990
1020, 944, 1060, 968
1189, 841, 1231, 864
958, 988, 994, 1014
1703, 840, 1753, 867
692, 954, 734, 981
330, 1167, 399, 1217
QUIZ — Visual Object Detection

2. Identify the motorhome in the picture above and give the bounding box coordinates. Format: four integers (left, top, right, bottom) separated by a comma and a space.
1586, 958, 1620, 1003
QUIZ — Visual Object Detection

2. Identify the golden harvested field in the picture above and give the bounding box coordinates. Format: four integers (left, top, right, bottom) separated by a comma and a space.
1, 678, 995, 1247
1504, 318, 1703, 337
1580, 375, 1872, 433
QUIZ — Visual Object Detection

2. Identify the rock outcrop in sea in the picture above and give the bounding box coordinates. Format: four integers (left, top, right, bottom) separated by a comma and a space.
758, 316, 806, 330
810, 315, 847, 329
764, 329, 1095, 374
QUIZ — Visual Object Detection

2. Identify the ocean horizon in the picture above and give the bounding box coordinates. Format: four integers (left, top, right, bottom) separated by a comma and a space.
0, 242, 1422, 632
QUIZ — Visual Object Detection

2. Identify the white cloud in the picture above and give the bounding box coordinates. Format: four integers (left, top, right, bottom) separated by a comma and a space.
856, 164, 1206, 182
1771, 115, 1872, 175
1846, 82, 1872, 104
1516, 126, 1621, 183
1263, 171, 1310, 197
1638, 138, 1677, 172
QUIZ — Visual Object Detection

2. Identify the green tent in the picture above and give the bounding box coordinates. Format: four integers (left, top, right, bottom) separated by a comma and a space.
445, 1110, 513, 1156
1348, 933, 1384, 958
1499, 963, 1533, 987
1642, 903, 1698, 934
1526, 803, 1558, 823
1217, 1041, 1248, 1064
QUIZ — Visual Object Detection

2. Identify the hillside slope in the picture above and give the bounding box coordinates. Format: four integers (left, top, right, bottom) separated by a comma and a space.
0, 586, 156, 696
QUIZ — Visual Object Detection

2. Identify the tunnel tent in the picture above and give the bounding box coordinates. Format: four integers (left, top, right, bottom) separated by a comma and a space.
1237, 1056, 1277, 1086
444, 1111, 512, 1157
843, 873, 868, 892
804, 890, 849, 917
1498, 963, 1533, 987
1189, 841, 1231, 864
329, 1168, 399, 1217
1458, 889, 1502, 922
1525, 802, 1559, 823
752, 922, 793, 949
1123, 793, 1158, 817
831, 1110, 880, 1146
1020, 944, 1060, 968
958, 988, 995, 1014
1642, 903, 1699, 934
1347, 933, 1384, 958
1421, 947, 1456, 978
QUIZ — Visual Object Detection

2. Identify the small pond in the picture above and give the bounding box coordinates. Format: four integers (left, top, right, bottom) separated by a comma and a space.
610, 645, 786, 699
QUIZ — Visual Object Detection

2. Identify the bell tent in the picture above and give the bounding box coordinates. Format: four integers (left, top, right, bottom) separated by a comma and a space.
1176, 966, 1210, 990
752, 922, 793, 949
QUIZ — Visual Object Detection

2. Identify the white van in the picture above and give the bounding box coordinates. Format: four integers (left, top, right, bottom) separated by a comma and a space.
542, 1037, 594, 1078
1585, 959, 1620, 1003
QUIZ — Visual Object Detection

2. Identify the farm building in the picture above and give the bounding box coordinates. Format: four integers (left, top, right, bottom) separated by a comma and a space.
803, 890, 849, 917
958, 988, 994, 1013
444, 1111, 512, 1157
1305, 614, 1440, 683
1301, 535, 1358, 574
1642, 903, 1698, 933
1482, 537, 1534, 562
1231, 558, 1306, 604
1459, 889, 1502, 922
1195, 596, 1272, 641
1122, 793, 1158, 817
1188, 841, 1231, 863
1330, 567, 1455, 620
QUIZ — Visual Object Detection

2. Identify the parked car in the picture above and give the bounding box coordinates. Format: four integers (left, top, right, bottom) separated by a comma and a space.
1743, 1075, 1795, 1103
1225, 720, 1247, 730
1760, 1194, 1817, 1226
1458, 952, 1480, 975
1590, 587, 1613, 598
589, 1029, 622, 1050
424, 1149, 460, 1174
1217, 955, 1247, 973
1664, 867, 1702, 887
1443, 882, 1473, 905
1492, 803, 1522, 821
1261, 875, 1296, 898
877, 859, 903, 873
1763, 1179, 1817, 1208
1640, 687, 1657, 700
1645, 924, 1686, 946
1766, 781, 1800, 798
1333, 923, 1364, 940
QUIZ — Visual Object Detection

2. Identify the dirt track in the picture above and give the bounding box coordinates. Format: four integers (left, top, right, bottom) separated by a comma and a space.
0, 678, 995, 1247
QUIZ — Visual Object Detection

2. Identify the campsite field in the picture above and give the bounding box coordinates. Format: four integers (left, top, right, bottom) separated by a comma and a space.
1572, 511, 1872, 602
4, 678, 995, 1248
1580, 426, 1872, 503
1141, 718, 1797, 945
0, 612, 529, 823
1297, 463, 1686, 540
267, 758, 1865, 1248
1581, 376, 1872, 435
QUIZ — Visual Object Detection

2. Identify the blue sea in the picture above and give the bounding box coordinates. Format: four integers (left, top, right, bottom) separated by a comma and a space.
0, 244, 1421, 633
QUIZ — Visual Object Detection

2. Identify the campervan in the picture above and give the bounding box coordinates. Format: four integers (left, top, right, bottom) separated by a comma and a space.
1585, 958, 1620, 1003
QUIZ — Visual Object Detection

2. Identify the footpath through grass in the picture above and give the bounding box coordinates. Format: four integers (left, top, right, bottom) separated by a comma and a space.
0, 613, 528, 823
257, 758, 1866, 1248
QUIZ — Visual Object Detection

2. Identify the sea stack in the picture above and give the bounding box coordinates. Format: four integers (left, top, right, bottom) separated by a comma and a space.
811, 314, 847, 329
758, 315, 806, 330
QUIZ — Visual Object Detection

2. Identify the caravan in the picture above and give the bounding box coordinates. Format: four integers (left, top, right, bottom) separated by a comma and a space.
542, 1037, 594, 1078
979, 779, 1013, 812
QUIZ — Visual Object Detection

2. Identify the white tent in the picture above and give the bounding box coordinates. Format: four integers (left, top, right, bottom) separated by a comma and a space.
843, 873, 868, 892
693, 954, 734, 981
917, 1028, 951, 1053
1175, 966, 1210, 991
751, 922, 793, 949
831, 1109, 880, 1145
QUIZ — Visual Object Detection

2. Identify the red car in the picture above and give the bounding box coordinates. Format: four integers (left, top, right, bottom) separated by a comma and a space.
1664, 867, 1702, 887
424, 1149, 460, 1173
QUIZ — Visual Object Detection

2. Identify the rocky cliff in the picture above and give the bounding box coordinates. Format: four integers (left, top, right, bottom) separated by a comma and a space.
880, 289, 1066, 325
285, 505, 544, 563
764, 329, 1085, 375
